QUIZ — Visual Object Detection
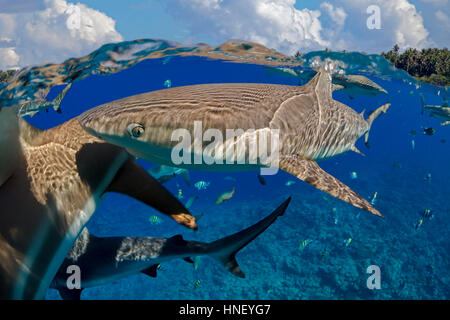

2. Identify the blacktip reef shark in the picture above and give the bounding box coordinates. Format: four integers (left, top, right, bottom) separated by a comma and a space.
331, 74, 387, 99
267, 67, 388, 99
0, 88, 197, 299
423, 101, 450, 126
148, 164, 191, 185
78, 69, 390, 217
17, 83, 73, 118
51, 197, 291, 300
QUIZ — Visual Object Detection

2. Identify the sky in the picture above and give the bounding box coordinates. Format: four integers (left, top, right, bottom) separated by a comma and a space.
0, 0, 448, 69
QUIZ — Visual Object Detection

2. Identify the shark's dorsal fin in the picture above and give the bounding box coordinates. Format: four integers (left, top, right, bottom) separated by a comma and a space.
304, 68, 332, 100
141, 264, 159, 278
279, 156, 382, 217
58, 288, 83, 300
170, 234, 186, 245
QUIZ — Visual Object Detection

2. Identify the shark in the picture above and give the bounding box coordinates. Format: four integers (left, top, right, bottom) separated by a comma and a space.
265, 67, 388, 99
77, 69, 390, 217
423, 101, 450, 126
331, 74, 387, 99
51, 197, 291, 300
148, 164, 191, 185
0, 89, 197, 299
17, 83, 73, 118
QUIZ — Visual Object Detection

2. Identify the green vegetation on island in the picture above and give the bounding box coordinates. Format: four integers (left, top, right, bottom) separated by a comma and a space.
0, 69, 16, 84
382, 44, 450, 86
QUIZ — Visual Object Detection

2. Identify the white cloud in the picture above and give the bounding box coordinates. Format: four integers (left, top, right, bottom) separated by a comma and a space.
162, 0, 435, 54
321, 0, 433, 52
0, 0, 123, 69
165, 0, 329, 54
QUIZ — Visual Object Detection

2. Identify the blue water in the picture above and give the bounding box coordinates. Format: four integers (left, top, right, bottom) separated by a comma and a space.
10, 46, 449, 299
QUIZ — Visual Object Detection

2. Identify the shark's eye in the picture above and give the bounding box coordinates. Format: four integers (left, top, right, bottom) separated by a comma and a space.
127, 123, 145, 138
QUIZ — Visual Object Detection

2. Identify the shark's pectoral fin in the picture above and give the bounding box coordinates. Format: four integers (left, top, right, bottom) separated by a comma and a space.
58, 287, 83, 300
183, 257, 194, 264
106, 159, 198, 230
279, 157, 382, 217
141, 264, 159, 278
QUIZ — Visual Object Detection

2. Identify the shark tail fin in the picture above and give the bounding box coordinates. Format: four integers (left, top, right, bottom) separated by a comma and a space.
364, 103, 390, 148
207, 197, 291, 278
51, 83, 72, 113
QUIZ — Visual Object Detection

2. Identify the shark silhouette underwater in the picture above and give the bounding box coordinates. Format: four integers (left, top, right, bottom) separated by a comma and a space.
51, 197, 291, 300
78, 69, 390, 217
0, 90, 198, 299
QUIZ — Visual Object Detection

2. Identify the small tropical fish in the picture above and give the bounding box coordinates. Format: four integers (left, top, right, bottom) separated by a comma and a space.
257, 174, 267, 185
194, 181, 210, 190
215, 187, 236, 204
393, 161, 402, 168
177, 188, 183, 200
411, 139, 415, 150
349, 171, 358, 179
185, 194, 198, 209
332, 207, 338, 225
285, 180, 296, 186
194, 279, 201, 289
441, 139, 447, 144
424, 173, 431, 182
422, 209, 434, 220
369, 192, 378, 205
423, 127, 435, 136
148, 215, 162, 225
164, 79, 172, 88
426, 264, 435, 275
415, 219, 424, 230
193, 256, 201, 270
344, 238, 352, 247
321, 248, 327, 259
410, 129, 417, 136
298, 239, 312, 250
224, 176, 236, 182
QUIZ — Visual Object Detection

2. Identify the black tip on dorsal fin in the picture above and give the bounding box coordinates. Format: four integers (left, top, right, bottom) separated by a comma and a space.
58, 288, 83, 300
141, 264, 159, 278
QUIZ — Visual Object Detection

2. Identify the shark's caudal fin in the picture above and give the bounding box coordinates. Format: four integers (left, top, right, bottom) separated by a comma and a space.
279, 156, 382, 217
364, 103, 390, 148
206, 197, 291, 278
51, 83, 72, 113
